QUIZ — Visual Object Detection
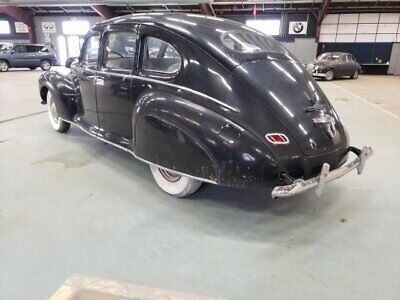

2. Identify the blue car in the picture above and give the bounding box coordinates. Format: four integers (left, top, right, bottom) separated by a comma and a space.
0, 43, 58, 72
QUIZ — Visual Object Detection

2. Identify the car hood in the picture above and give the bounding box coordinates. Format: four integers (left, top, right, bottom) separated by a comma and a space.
233, 59, 348, 156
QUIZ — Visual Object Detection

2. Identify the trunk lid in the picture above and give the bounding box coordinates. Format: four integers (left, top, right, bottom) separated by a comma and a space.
234, 58, 348, 156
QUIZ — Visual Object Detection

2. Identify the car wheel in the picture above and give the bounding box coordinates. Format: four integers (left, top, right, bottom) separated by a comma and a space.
149, 165, 202, 197
29, 67, 37, 70
40, 59, 51, 71
351, 69, 359, 79
47, 95, 70, 133
0, 60, 9, 72
325, 69, 334, 81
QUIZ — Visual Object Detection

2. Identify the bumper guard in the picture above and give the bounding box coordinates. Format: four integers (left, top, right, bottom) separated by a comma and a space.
271, 146, 373, 198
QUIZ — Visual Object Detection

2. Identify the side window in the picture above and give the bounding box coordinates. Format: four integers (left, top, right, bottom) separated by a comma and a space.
346, 54, 352, 62
26, 45, 39, 53
142, 37, 182, 74
102, 31, 137, 71
81, 34, 100, 67
351, 55, 356, 62
14, 45, 27, 53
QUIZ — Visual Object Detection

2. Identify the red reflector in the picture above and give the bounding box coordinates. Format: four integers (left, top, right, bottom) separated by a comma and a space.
265, 133, 289, 145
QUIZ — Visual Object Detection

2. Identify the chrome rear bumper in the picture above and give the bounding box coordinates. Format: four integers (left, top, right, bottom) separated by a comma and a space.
271, 146, 373, 198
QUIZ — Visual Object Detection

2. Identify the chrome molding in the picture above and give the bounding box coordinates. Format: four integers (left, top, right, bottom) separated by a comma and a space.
95, 70, 239, 113
61, 118, 217, 185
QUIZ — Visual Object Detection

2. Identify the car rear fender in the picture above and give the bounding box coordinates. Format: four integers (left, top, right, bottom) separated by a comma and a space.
133, 92, 278, 187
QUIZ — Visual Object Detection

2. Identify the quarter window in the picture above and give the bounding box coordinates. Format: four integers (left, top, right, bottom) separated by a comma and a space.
81, 34, 100, 67
142, 37, 181, 74
102, 31, 137, 71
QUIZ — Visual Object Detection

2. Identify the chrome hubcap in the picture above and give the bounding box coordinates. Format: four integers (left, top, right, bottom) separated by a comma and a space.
42, 61, 50, 70
159, 169, 181, 182
326, 71, 333, 80
0, 62, 7, 71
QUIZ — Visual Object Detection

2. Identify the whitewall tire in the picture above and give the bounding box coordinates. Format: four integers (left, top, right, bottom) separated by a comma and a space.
47, 95, 70, 133
149, 165, 202, 197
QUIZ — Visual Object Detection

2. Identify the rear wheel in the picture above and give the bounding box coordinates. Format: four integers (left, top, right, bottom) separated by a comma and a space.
325, 69, 334, 81
350, 69, 359, 79
149, 165, 202, 197
0, 60, 9, 72
47, 95, 70, 133
40, 59, 51, 71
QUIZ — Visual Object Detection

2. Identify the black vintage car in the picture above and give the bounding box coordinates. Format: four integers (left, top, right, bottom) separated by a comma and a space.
308, 52, 362, 81
38, 13, 372, 198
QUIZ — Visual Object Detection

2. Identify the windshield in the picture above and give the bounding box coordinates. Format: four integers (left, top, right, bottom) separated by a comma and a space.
317, 53, 341, 61
0, 44, 11, 52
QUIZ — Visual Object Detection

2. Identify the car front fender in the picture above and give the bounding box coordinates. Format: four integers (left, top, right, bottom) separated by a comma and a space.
39, 71, 77, 121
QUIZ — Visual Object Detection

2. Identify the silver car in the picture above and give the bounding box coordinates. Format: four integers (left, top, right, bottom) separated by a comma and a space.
0, 43, 58, 72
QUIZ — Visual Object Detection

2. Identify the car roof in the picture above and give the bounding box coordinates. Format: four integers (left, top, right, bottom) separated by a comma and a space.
322, 52, 350, 56
13, 43, 47, 46
97, 12, 281, 69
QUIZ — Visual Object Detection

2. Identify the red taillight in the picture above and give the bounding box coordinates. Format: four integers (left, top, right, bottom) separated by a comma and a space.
265, 133, 289, 145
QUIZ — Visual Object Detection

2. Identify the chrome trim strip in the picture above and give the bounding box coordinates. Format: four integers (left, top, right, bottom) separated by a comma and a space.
95, 70, 239, 113
62, 118, 217, 185
271, 146, 373, 198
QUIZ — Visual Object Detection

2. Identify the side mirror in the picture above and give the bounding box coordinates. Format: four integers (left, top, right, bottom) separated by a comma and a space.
10, 49, 15, 54
65, 57, 78, 68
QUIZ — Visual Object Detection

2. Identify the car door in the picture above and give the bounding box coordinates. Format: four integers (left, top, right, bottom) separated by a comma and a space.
96, 25, 138, 147
10, 45, 28, 67
26, 45, 41, 67
72, 31, 101, 135
343, 54, 354, 76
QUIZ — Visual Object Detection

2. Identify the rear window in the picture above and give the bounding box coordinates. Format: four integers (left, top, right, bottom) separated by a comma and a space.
221, 30, 284, 54
219, 28, 290, 62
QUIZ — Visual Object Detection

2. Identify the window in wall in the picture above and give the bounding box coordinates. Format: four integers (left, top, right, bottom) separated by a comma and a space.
245, 19, 281, 36
57, 35, 67, 65
0, 20, 10, 34
142, 37, 181, 74
62, 20, 90, 35
67, 35, 81, 58
102, 31, 137, 71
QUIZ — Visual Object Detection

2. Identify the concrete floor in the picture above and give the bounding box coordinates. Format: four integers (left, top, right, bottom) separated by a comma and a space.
1, 69, 400, 300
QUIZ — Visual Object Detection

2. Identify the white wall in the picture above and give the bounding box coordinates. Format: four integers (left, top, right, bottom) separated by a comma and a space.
320, 13, 400, 43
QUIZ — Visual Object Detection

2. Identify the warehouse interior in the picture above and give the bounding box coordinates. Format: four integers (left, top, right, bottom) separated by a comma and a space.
1, 1, 400, 299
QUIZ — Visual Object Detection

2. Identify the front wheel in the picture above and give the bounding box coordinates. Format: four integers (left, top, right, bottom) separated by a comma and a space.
47, 95, 70, 133
0, 60, 9, 72
149, 165, 202, 197
40, 59, 51, 71
325, 69, 335, 81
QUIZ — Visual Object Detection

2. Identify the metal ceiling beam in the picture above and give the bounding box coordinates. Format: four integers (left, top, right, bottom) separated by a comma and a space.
0, 6, 37, 43
199, 2, 216, 15
316, 0, 331, 41
91, 4, 116, 19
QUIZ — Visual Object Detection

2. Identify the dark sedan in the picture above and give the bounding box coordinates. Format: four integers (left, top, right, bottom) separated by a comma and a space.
307, 52, 361, 81
38, 13, 372, 198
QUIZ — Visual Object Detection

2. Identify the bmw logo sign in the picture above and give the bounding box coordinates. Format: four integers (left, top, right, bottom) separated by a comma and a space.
293, 22, 304, 34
